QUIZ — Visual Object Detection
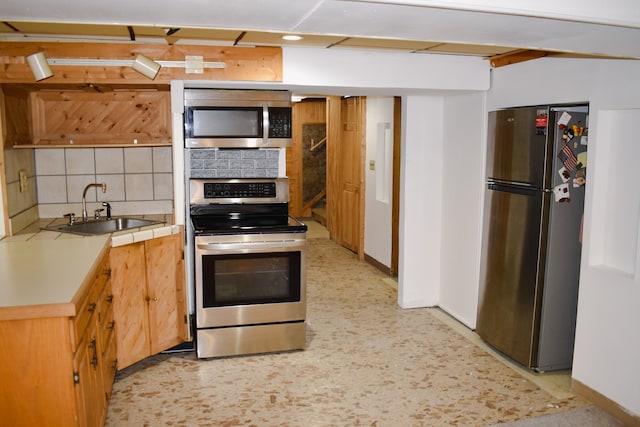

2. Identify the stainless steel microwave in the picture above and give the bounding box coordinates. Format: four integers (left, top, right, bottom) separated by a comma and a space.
184, 89, 292, 148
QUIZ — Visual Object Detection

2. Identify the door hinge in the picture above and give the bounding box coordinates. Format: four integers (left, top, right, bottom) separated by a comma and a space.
184, 314, 188, 324
73, 371, 80, 385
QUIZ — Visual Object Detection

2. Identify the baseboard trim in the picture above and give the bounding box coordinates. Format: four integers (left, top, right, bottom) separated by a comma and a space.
572, 378, 640, 426
364, 253, 391, 276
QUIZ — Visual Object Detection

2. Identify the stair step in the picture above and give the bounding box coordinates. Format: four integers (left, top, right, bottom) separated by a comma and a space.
311, 207, 327, 227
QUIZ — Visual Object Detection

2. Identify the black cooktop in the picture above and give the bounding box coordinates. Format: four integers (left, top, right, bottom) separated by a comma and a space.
191, 215, 307, 234
190, 202, 307, 234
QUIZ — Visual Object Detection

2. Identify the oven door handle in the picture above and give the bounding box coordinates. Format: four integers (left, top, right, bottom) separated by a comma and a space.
197, 241, 302, 251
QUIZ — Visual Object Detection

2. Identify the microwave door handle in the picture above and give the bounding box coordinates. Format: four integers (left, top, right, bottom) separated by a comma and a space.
263, 107, 269, 143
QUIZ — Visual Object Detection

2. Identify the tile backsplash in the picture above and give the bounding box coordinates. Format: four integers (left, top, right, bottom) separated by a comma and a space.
35, 147, 173, 219
189, 148, 280, 178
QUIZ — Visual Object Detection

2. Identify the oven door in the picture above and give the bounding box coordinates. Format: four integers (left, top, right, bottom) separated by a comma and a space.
194, 232, 306, 329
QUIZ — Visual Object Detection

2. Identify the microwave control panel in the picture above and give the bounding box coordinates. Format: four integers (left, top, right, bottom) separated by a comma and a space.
268, 107, 292, 138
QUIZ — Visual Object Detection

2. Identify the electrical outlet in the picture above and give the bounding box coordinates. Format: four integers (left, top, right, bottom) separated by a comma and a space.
19, 169, 28, 193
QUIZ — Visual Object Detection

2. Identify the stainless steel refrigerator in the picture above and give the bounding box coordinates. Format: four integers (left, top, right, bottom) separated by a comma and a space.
476, 105, 588, 372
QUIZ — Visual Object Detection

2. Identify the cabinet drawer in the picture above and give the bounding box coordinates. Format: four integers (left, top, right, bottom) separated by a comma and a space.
73, 255, 110, 347
73, 280, 102, 346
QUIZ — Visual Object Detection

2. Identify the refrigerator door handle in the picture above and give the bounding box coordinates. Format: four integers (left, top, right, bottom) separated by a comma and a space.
487, 178, 536, 187
487, 182, 540, 196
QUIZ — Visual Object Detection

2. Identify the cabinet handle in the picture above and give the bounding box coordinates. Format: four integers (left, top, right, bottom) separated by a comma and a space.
88, 302, 97, 313
104, 268, 112, 278
108, 320, 115, 330
89, 337, 98, 369
146, 296, 159, 303
106, 294, 113, 303
112, 358, 118, 372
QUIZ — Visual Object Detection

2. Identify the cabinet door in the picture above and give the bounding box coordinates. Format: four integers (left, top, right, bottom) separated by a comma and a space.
73, 323, 103, 427
98, 282, 118, 400
145, 233, 188, 354
110, 242, 151, 369
0, 317, 77, 426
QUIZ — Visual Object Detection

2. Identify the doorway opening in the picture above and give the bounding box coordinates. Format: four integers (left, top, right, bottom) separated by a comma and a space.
287, 95, 401, 277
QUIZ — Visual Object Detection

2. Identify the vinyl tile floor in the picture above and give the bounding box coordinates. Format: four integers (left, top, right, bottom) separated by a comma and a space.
106, 224, 592, 426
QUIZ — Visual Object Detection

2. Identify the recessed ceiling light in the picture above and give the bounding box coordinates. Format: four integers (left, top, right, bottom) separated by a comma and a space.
282, 35, 303, 41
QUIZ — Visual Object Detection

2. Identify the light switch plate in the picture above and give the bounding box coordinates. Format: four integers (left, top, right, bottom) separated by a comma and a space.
369, 160, 376, 171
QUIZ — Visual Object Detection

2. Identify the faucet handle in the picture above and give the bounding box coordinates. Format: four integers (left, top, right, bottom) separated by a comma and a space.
94, 208, 104, 220
64, 212, 76, 225
101, 202, 112, 220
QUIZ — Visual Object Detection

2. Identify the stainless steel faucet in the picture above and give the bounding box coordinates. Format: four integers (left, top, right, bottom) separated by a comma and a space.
82, 182, 107, 222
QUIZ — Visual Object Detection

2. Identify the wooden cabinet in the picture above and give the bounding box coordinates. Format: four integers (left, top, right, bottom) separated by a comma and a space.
99, 287, 118, 401
0, 249, 114, 427
73, 321, 103, 427
29, 89, 171, 146
1, 84, 171, 148
73, 250, 115, 427
110, 230, 188, 369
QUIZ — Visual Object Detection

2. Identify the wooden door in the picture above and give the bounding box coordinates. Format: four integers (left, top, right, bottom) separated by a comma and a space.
327, 96, 365, 256
111, 242, 150, 369
145, 233, 188, 355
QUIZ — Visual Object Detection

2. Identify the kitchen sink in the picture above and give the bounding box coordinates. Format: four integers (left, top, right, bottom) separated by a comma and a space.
45, 217, 161, 236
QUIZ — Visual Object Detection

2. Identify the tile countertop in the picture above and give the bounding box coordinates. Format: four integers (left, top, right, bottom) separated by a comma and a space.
0, 215, 179, 320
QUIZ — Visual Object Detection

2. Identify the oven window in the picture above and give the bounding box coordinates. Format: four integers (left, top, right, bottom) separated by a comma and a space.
202, 252, 301, 307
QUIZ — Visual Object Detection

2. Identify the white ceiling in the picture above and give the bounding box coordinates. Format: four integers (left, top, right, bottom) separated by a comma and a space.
1, 0, 640, 61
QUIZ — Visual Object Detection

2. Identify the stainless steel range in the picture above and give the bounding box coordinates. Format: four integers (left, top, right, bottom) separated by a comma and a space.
189, 178, 307, 358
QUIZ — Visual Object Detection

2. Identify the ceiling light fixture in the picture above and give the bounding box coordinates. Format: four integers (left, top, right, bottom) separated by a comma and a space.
282, 35, 303, 41
29, 55, 226, 80
26, 51, 53, 81
132, 54, 161, 80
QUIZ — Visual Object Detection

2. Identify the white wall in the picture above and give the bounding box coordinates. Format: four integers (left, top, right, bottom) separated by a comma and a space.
487, 57, 640, 417
364, 97, 395, 267
438, 92, 486, 327
283, 47, 490, 94
397, 95, 444, 308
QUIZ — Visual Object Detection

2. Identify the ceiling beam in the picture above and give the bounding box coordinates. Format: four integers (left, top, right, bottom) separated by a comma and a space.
489, 49, 557, 67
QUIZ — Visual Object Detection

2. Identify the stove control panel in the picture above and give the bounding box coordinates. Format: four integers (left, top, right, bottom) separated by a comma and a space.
203, 182, 277, 199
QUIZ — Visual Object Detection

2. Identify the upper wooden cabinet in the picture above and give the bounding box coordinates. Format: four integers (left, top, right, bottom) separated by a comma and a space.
30, 88, 171, 146
2, 84, 171, 147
